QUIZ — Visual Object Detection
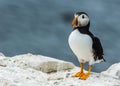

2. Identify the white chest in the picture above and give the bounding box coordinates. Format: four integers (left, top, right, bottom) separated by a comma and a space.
68, 29, 93, 62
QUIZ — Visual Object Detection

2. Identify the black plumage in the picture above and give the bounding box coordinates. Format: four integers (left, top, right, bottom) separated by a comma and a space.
73, 21, 105, 62
69, 12, 105, 80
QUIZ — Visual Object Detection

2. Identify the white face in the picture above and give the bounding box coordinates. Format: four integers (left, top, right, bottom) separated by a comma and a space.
75, 14, 89, 26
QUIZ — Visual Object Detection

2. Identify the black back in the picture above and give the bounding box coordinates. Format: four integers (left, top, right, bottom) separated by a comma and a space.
73, 24, 105, 61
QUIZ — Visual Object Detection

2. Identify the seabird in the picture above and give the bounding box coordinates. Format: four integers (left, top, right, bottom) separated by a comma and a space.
68, 12, 105, 80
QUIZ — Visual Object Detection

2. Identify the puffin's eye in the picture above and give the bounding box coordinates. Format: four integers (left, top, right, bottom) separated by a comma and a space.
82, 15, 85, 19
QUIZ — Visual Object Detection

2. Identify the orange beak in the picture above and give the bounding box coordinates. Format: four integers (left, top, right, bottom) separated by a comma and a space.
72, 17, 81, 28
72, 17, 77, 28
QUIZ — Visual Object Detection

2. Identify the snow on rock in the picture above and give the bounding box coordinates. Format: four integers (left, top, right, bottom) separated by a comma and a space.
102, 62, 120, 79
0, 53, 119, 86
0, 53, 74, 73
0, 52, 5, 60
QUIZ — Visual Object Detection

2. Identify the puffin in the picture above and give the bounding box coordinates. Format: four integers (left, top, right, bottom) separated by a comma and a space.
68, 12, 105, 80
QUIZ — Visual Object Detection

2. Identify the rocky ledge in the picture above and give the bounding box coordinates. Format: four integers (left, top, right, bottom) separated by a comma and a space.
0, 53, 119, 86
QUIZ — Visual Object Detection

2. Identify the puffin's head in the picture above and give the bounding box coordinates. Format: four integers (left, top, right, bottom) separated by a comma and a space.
72, 12, 90, 28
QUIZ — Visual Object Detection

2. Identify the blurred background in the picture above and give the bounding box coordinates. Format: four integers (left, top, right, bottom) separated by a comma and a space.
0, 0, 120, 72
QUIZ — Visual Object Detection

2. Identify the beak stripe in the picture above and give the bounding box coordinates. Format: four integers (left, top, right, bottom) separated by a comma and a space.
72, 17, 81, 28
72, 17, 77, 28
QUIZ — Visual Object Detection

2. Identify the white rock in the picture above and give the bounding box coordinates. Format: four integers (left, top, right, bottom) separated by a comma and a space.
102, 62, 120, 79
0, 66, 48, 86
0, 53, 74, 73
0, 52, 6, 60
0, 53, 119, 86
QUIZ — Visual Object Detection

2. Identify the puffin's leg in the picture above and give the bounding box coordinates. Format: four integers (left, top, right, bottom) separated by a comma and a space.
72, 63, 85, 77
80, 65, 93, 80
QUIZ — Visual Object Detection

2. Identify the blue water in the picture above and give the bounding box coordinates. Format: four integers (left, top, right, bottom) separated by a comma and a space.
0, 0, 120, 72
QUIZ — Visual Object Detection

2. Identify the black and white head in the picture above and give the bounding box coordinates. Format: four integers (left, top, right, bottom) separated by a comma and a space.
72, 12, 90, 28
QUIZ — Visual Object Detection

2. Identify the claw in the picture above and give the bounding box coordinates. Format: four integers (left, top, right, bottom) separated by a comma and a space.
72, 63, 84, 78
72, 71, 85, 77
72, 64, 93, 80
80, 65, 93, 80
79, 73, 90, 80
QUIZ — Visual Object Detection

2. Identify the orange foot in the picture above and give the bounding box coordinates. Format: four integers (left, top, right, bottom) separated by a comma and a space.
80, 73, 90, 80
72, 72, 85, 77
